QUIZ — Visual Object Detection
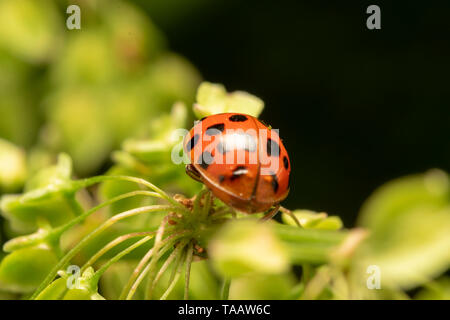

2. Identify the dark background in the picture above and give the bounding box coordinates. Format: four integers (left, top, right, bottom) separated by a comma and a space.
137, 0, 450, 226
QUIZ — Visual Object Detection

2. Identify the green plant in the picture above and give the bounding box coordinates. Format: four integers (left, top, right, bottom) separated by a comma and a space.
0, 82, 448, 300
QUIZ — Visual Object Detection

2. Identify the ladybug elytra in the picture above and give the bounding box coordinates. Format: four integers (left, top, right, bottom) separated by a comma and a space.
183, 113, 290, 215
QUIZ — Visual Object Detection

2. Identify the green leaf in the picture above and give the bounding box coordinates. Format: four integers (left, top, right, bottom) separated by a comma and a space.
358, 169, 449, 232
193, 82, 264, 118
352, 170, 450, 291
24, 153, 72, 191
0, 154, 79, 233
0, 245, 58, 293
122, 103, 188, 164
208, 220, 288, 278
3, 228, 50, 252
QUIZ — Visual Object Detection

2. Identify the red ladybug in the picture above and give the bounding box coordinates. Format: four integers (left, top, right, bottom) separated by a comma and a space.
184, 113, 290, 216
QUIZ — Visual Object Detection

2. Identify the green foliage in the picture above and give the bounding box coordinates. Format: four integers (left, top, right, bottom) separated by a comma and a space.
1, 154, 78, 234
0, 0, 201, 176
229, 273, 295, 300
209, 220, 289, 277
0, 80, 448, 300
350, 169, 450, 296
194, 82, 264, 119
415, 278, 450, 300
0, 245, 59, 293
0, 0, 61, 63
0, 0, 448, 301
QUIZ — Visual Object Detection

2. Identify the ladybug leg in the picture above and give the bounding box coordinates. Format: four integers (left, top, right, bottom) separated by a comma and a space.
279, 206, 301, 227
260, 204, 281, 222
185, 164, 202, 183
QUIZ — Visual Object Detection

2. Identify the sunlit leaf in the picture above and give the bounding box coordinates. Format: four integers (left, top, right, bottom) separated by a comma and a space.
194, 82, 264, 118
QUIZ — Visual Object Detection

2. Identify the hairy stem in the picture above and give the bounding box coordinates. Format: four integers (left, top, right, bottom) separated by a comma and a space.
152, 239, 189, 293
160, 248, 187, 300
82, 231, 155, 272
145, 217, 172, 299
50, 190, 163, 240
184, 241, 194, 300
122, 231, 189, 300
71, 175, 186, 211
31, 205, 173, 299
92, 235, 154, 282
201, 191, 212, 220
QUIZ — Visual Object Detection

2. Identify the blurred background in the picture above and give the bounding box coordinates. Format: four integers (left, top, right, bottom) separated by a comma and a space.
0, 0, 449, 228
144, 0, 450, 226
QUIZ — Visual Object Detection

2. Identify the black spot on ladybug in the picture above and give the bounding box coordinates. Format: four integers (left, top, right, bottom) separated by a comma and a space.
219, 175, 225, 183
206, 123, 225, 135
267, 138, 280, 157
230, 166, 248, 180
283, 156, 289, 170
198, 151, 213, 170
229, 114, 248, 122
271, 173, 279, 193
186, 134, 199, 152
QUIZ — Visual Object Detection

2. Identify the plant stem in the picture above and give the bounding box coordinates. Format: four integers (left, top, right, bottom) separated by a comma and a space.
121, 248, 154, 300
184, 241, 194, 300
201, 191, 211, 220
67, 196, 84, 217
274, 223, 347, 244
127, 241, 175, 300
144, 217, 173, 300
193, 189, 208, 216
302, 264, 313, 285
160, 248, 187, 300
71, 175, 186, 211
49, 190, 163, 240
274, 223, 348, 265
152, 239, 189, 292
92, 235, 154, 282
220, 278, 231, 300
122, 231, 189, 300
211, 206, 233, 218
300, 266, 331, 300
82, 231, 155, 272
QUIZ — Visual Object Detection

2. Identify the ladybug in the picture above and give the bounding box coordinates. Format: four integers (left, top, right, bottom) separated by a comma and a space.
183, 113, 290, 217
